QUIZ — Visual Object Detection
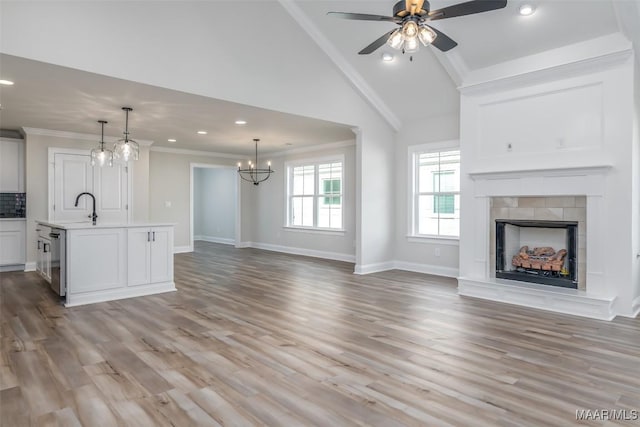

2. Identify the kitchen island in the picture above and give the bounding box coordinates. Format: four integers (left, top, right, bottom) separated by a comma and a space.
36, 221, 176, 307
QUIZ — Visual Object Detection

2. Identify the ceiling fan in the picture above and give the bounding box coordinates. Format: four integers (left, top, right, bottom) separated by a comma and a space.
328, 0, 507, 55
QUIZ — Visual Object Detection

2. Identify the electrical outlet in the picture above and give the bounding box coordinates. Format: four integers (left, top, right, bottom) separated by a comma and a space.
435, 247, 441, 257
165, 201, 172, 208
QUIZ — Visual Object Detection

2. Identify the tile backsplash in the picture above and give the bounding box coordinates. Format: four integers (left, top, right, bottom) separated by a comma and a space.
0, 193, 26, 218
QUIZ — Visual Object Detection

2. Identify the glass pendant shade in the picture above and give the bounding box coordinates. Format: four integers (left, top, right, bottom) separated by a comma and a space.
113, 107, 139, 162
418, 25, 437, 46
113, 138, 139, 162
401, 21, 419, 39
404, 36, 420, 53
387, 29, 404, 50
91, 120, 113, 167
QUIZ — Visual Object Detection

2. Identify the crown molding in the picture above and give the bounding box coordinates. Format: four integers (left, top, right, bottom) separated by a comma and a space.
460, 33, 633, 94
150, 146, 244, 159
269, 139, 356, 157
277, 0, 401, 131
21, 127, 154, 146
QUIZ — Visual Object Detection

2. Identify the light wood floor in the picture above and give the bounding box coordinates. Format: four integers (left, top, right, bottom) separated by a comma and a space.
1, 242, 639, 426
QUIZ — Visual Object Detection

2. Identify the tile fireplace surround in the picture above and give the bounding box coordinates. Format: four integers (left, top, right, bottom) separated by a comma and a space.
457, 166, 623, 321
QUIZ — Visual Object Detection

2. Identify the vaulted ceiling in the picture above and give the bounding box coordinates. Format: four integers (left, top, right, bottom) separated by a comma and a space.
0, 1, 637, 154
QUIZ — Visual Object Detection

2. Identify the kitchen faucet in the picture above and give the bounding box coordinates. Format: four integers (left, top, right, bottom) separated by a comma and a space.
74, 192, 97, 225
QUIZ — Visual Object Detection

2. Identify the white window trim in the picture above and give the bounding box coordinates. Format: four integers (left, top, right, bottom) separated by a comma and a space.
407, 140, 460, 242
284, 154, 345, 232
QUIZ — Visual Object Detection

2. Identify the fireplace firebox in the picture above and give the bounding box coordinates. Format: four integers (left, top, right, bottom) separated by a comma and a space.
495, 220, 578, 289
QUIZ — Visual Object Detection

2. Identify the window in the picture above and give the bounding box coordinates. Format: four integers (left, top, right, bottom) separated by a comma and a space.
411, 147, 460, 238
287, 158, 343, 230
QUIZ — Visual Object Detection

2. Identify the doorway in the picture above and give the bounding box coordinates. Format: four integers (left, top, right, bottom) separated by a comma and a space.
189, 163, 240, 251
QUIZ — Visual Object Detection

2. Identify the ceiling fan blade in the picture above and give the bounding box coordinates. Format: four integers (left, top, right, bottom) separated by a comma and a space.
405, 0, 425, 15
429, 27, 458, 52
428, 0, 507, 21
327, 12, 399, 22
358, 29, 396, 55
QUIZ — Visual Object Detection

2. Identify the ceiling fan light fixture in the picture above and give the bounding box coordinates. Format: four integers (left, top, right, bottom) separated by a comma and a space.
381, 52, 395, 62
418, 26, 437, 46
387, 29, 404, 50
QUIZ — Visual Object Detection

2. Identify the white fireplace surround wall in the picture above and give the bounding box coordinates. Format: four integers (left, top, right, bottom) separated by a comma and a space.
458, 166, 615, 319
456, 36, 637, 321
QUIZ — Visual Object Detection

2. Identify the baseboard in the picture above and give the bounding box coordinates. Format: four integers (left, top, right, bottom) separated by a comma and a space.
24, 261, 36, 272
174, 246, 193, 254
248, 242, 355, 263
65, 282, 177, 307
194, 235, 235, 245
631, 295, 640, 318
354, 261, 395, 275
236, 241, 252, 248
393, 260, 459, 278
0, 264, 25, 272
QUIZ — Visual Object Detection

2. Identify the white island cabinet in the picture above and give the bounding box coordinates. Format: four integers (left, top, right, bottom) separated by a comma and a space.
36, 221, 176, 307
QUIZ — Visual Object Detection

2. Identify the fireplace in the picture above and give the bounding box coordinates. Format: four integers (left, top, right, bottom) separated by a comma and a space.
495, 219, 578, 289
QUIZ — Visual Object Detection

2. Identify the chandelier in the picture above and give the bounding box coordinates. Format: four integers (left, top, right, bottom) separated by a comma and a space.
113, 107, 139, 162
386, 19, 436, 53
90, 120, 114, 167
237, 139, 273, 185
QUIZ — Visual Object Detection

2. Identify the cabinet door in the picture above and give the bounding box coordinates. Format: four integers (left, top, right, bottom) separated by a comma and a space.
0, 138, 24, 192
127, 228, 151, 286
95, 163, 129, 224
0, 220, 25, 265
52, 152, 129, 223
53, 153, 94, 222
150, 227, 173, 284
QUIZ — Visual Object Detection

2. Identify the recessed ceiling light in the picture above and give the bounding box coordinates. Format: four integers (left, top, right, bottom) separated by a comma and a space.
235, 120, 247, 125
381, 52, 394, 62
0, 79, 14, 86
519, 4, 535, 16
197, 130, 208, 135
167, 138, 177, 142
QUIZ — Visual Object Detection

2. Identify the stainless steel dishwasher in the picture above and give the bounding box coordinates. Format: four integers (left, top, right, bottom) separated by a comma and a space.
49, 228, 66, 297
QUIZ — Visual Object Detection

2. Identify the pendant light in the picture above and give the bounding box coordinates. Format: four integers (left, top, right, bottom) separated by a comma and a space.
113, 107, 139, 162
90, 120, 113, 167
237, 139, 274, 185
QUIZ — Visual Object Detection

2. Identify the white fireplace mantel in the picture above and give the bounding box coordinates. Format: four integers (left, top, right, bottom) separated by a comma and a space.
458, 166, 616, 320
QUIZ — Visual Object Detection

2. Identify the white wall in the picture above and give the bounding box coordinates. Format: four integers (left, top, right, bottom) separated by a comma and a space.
1, 1, 396, 270
247, 142, 356, 262
149, 150, 244, 250
393, 114, 460, 277
194, 167, 236, 243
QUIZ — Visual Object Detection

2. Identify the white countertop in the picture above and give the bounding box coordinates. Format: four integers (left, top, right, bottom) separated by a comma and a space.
36, 220, 175, 230
0, 218, 26, 221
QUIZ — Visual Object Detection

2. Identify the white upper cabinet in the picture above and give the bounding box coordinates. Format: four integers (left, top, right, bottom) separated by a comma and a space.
50, 149, 130, 223
0, 138, 25, 192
